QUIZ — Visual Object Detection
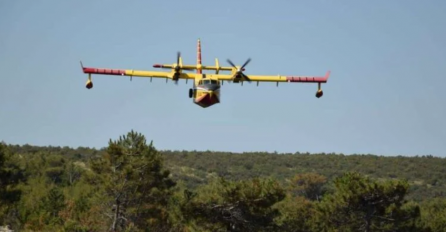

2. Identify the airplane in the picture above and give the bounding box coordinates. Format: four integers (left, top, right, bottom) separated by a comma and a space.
80, 39, 331, 108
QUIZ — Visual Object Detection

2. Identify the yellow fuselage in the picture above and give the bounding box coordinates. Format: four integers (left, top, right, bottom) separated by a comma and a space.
192, 76, 221, 108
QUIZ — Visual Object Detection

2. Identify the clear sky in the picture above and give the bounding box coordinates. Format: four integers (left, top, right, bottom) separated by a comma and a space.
1, 0, 445, 157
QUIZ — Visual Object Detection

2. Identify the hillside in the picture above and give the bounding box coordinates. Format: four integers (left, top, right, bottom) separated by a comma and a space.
161, 150, 446, 201
7, 144, 446, 201
2, 133, 446, 231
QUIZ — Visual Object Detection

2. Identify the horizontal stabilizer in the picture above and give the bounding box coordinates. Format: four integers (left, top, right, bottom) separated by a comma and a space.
153, 64, 244, 72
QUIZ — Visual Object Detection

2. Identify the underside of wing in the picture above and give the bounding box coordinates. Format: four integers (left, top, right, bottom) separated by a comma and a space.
82, 66, 167, 78
210, 71, 331, 83
80, 61, 197, 89
82, 65, 196, 80
249, 71, 331, 83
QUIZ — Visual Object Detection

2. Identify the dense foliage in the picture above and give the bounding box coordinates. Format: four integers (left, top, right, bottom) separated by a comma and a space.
1, 131, 446, 231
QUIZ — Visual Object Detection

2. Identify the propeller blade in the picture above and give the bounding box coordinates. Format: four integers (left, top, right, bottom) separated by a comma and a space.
226, 58, 252, 82
226, 59, 237, 69
241, 58, 251, 70
175, 52, 181, 72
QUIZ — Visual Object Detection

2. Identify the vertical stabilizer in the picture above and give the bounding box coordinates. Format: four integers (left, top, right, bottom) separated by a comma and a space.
197, 38, 202, 74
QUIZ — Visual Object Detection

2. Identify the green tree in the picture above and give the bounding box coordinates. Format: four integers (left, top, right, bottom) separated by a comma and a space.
63, 161, 84, 186
274, 195, 314, 231
41, 187, 65, 219
289, 172, 327, 201
86, 130, 176, 231
0, 142, 22, 227
313, 172, 422, 232
419, 197, 446, 231
182, 177, 286, 231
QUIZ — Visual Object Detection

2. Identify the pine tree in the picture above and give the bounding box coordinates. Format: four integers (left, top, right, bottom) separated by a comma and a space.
86, 130, 176, 231
0, 143, 22, 226
182, 177, 286, 231
313, 172, 422, 232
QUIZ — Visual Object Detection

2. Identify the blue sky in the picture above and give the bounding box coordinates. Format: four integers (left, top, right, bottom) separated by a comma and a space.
1, 0, 445, 156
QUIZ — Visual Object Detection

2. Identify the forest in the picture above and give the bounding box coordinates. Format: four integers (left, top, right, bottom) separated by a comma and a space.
1, 130, 446, 231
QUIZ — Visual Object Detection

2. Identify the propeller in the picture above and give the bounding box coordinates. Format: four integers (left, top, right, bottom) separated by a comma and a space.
173, 51, 181, 84
226, 58, 251, 82
174, 52, 181, 72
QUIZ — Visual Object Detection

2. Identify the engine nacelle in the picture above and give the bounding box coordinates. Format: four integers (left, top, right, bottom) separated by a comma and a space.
86, 80, 93, 89
316, 89, 323, 98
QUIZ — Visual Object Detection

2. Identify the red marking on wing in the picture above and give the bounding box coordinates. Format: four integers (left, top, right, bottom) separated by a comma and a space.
286, 71, 330, 83
83, 67, 126, 75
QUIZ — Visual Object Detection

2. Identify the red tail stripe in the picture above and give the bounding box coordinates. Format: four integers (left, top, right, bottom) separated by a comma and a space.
197, 39, 202, 74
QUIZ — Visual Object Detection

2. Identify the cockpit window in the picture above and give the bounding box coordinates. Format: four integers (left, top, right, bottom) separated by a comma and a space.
199, 79, 220, 85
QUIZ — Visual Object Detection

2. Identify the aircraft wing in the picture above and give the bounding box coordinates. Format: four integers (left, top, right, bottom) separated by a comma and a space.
82, 65, 196, 80
210, 71, 331, 83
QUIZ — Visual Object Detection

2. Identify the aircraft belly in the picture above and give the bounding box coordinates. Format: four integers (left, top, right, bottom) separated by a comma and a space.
194, 89, 220, 108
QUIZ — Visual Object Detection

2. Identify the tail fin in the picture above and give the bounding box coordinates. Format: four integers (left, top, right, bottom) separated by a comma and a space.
197, 38, 202, 74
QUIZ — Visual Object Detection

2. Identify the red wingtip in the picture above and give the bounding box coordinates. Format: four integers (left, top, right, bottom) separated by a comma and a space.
80, 61, 87, 73
325, 70, 331, 80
